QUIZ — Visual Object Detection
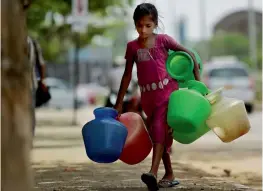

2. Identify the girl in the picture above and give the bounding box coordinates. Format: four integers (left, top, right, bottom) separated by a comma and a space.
114, 3, 200, 190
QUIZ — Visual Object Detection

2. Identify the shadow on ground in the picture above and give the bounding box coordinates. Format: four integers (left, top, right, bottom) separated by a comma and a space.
33, 161, 254, 191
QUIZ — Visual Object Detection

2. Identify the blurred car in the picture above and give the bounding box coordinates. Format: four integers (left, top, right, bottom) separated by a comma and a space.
76, 83, 110, 105
203, 61, 255, 113
44, 77, 85, 109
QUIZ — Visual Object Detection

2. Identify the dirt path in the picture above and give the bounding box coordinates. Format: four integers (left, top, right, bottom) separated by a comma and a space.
174, 151, 262, 190
33, 160, 254, 191
33, 108, 262, 190
32, 134, 261, 190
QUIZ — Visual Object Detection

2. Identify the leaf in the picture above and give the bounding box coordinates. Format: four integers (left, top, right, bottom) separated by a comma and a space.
27, 0, 134, 62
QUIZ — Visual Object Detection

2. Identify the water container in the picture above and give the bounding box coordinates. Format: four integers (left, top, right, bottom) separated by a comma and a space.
118, 112, 152, 165
167, 80, 211, 144
82, 107, 128, 163
205, 88, 251, 143
166, 50, 203, 88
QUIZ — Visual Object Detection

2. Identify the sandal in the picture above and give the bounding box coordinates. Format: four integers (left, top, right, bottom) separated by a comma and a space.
141, 172, 159, 191
158, 179, 180, 188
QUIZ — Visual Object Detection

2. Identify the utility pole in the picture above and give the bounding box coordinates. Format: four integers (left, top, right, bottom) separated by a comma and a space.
70, 0, 89, 125
248, 0, 257, 70
199, 0, 209, 62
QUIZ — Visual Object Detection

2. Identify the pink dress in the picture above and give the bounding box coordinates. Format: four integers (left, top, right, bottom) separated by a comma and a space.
125, 34, 180, 150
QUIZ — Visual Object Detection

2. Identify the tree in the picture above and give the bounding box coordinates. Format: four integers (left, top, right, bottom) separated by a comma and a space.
209, 32, 249, 61
27, 0, 133, 62
1, 0, 33, 190
194, 32, 262, 69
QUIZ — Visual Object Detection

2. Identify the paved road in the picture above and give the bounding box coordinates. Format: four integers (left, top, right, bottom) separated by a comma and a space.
32, 110, 262, 190
33, 110, 262, 162
183, 111, 262, 150
248, 111, 262, 137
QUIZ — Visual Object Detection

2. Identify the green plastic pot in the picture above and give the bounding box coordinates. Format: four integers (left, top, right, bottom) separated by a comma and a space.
166, 49, 203, 88
166, 51, 194, 81
167, 80, 211, 144
172, 122, 210, 144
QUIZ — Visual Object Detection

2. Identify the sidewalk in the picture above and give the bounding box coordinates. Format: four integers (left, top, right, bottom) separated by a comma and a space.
33, 160, 254, 191
32, 107, 261, 190
32, 126, 257, 191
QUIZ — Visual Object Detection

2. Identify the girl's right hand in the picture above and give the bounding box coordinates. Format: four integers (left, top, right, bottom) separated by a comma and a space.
114, 103, 122, 118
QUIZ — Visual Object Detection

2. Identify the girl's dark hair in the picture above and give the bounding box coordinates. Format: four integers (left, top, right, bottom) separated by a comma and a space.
133, 3, 158, 26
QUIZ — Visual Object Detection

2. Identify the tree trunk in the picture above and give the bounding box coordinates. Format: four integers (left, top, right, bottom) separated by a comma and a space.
1, 0, 33, 191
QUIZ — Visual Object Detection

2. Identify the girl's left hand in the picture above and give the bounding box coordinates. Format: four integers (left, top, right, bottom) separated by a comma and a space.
193, 60, 201, 81
175, 44, 201, 81
168, 127, 173, 136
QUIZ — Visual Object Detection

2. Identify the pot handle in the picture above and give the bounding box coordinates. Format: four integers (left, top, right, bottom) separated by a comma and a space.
205, 87, 224, 105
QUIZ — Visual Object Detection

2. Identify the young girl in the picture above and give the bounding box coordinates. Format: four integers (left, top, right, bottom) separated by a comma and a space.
114, 3, 200, 190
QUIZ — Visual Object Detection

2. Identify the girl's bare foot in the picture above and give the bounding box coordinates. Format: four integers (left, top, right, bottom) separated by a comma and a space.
158, 172, 179, 188
161, 172, 174, 181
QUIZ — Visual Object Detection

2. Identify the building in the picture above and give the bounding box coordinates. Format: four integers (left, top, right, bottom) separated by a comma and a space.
213, 9, 262, 36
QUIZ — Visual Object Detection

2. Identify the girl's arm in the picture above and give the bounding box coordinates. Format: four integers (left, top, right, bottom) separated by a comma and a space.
164, 34, 201, 81
176, 44, 200, 81
114, 60, 134, 111
114, 43, 134, 113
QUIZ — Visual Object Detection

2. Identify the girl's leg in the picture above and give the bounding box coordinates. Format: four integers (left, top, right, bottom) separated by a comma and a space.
141, 143, 164, 191
161, 149, 174, 180
149, 143, 165, 177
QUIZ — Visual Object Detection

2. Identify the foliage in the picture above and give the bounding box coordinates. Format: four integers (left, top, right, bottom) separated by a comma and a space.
194, 32, 262, 69
209, 33, 249, 60
27, 0, 133, 62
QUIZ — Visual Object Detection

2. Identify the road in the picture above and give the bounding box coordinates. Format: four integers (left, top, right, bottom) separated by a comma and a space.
33, 109, 262, 157
32, 109, 262, 191
33, 109, 262, 190
171, 111, 262, 190
174, 111, 262, 151
248, 111, 262, 137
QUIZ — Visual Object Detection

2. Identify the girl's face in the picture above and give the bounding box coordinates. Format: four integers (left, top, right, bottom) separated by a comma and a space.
135, 15, 156, 39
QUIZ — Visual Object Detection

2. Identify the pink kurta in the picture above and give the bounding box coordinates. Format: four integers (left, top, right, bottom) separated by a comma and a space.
125, 34, 180, 149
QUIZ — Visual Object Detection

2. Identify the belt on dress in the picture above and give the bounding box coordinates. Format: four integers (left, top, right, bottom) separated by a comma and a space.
139, 78, 170, 92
